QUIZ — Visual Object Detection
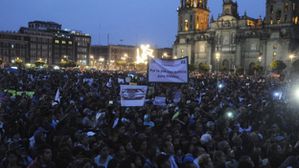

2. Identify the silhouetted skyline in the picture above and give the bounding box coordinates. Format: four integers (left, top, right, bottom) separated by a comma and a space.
0, 0, 265, 47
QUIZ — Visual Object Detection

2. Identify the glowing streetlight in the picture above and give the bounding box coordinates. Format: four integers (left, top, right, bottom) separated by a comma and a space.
215, 52, 221, 72
215, 52, 221, 62
289, 54, 295, 63
258, 56, 262, 62
294, 87, 299, 100
99, 57, 105, 62
162, 52, 168, 58
226, 112, 234, 119
136, 44, 154, 64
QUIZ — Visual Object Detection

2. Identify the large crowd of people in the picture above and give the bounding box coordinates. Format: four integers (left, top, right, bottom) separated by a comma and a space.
0, 68, 299, 168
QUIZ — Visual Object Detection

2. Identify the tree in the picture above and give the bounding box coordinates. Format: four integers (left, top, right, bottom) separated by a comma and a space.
35, 60, 46, 67
270, 60, 286, 73
253, 64, 264, 73
189, 64, 196, 72
59, 59, 77, 68
198, 63, 209, 72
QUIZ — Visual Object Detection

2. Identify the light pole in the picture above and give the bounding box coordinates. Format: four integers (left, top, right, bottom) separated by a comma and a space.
98, 57, 105, 70
162, 52, 168, 59
289, 54, 295, 64
258, 56, 262, 63
215, 52, 221, 72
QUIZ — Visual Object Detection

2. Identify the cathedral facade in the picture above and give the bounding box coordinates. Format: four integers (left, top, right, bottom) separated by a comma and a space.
173, 0, 299, 72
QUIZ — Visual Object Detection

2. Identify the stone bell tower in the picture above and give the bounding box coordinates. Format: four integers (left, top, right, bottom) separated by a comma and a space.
265, 0, 299, 25
178, 0, 210, 33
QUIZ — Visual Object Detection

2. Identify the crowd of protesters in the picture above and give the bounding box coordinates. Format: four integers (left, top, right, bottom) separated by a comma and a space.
0, 68, 299, 168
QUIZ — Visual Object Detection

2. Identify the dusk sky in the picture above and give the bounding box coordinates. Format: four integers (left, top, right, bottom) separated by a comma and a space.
0, 0, 265, 48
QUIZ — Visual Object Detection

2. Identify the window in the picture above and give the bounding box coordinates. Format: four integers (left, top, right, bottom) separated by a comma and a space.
68, 41, 73, 45
250, 43, 257, 51
293, 3, 296, 11
184, 20, 189, 31
270, 5, 274, 14
295, 16, 299, 24
247, 20, 255, 26
62, 41, 66, 44
276, 10, 282, 20
199, 44, 205, 52
55, 40, 59, 44
285, 3, 289, 12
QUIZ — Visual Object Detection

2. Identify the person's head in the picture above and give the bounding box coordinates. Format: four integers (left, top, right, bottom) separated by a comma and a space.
213, 151, 226, 166
157, 154, 171, 168
238, 155, 254, 168
133, 154, 144, 167
100, 145, 109, 157
117, 145, 126, 158
182, 154, 196, 168
163, 141, 175, 155
198, 153, 213, 168
42, 147, 53, 162
6, 151, 19, 164
125, 142, 134, 153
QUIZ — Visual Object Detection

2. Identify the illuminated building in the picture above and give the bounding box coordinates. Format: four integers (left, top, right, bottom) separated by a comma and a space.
173, 0, 299, 72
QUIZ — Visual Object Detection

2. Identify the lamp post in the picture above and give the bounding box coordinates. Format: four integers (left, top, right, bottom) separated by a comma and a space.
162, 52, 168, 59
90, 55, 94, 67
98, 57, 105, 70
215, 52, 221, 72
289, 54, 295, 64
258, 56, 262, 63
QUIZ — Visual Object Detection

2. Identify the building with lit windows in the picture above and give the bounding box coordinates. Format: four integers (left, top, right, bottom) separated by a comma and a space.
0, 21, 91, 66
90, 45, 173, 70
173, 0, 299, 72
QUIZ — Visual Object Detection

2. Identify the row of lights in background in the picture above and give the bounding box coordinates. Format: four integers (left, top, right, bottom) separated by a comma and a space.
214, 52, 296, 67
88, 44, 173, 70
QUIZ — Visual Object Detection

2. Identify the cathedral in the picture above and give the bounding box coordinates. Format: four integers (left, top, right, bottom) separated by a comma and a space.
173, 0, 299, 72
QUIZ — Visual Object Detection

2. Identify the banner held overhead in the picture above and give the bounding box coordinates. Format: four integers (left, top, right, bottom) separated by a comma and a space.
148, 57, 189, 83
120, 85, 148, 107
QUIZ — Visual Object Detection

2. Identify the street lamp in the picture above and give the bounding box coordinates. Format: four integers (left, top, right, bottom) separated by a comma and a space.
289, 54, 295, 63
215, 52, 221, 72
258, 56, 262, 63
162, 52, 168, 58
99, 57, 105, 62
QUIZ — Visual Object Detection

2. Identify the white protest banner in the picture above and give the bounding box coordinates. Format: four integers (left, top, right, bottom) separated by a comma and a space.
148, 57, 189, 83
52, 89, 61, 106
125, 77, 132, 83
106, 77, 112, 88
83, 78, 94, 86
173, 90, 182, 104
120, 85, 148, 107
118, 78, 125, 84
153, 96, 166, 106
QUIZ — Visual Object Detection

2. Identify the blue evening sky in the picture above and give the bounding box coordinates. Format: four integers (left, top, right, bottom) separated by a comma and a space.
0, 0, 265, 48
